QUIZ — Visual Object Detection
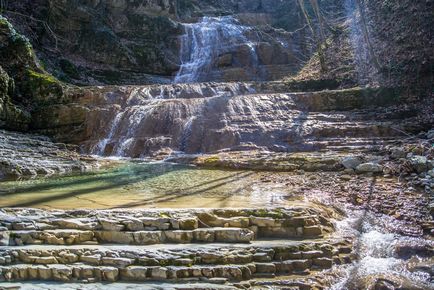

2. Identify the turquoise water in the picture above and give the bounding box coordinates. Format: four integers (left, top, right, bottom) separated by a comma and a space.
0, 162, 293, 209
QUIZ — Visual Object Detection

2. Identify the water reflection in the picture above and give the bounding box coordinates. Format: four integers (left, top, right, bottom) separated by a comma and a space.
0, 162, 293, 209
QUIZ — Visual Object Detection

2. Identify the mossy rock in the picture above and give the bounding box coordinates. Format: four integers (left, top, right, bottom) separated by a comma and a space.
22, 69, 64, 104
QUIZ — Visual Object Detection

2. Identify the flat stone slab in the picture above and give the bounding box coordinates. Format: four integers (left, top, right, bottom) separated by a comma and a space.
0, 282, 238, 289
0, 207, 338, 246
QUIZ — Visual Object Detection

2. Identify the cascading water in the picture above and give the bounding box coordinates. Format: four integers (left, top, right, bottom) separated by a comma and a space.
330, 209, 433, 289
175, 16, 259, 83
85, 82, 258, 157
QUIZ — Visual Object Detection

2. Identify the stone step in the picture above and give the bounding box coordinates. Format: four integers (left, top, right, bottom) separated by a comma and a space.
0, 239, 353, 266
0, 208, 334, 246
0, 281, 239, 290
0, 239, 354, 283
0, 258, 353, 283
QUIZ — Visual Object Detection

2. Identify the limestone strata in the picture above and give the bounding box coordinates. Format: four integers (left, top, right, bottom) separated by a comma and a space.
0, 207, 353, 285
32, 85, 423, 158
0, 207, 335, 246
0, 239, 353, 283
0, 130, 98, 178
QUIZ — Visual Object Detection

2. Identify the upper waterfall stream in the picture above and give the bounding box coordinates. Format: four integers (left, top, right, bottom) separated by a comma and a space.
175, 16, 259, 83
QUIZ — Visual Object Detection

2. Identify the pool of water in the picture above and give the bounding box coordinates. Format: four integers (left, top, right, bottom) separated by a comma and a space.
0, 161, 296, 209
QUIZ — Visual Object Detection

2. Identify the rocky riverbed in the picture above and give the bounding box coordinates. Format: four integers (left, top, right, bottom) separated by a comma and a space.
0, 151, 433, 289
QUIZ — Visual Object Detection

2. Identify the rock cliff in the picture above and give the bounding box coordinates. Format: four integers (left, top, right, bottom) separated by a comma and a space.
2, 0, 334, 85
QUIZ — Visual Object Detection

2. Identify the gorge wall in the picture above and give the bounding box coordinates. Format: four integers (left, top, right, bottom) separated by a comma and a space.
3, 0, 319, 85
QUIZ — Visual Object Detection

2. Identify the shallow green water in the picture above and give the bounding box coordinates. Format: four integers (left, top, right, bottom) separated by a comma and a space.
0, 162, 294, 209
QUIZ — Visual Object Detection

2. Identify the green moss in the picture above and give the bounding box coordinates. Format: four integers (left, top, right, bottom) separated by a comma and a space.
27, 69, 59, 86
159, 259, 168, 266
158, 212, 170, 218
246, 208, 284, 219
0, 18, 8, 26
22, 69, 64, 105
202, 156, 220, 164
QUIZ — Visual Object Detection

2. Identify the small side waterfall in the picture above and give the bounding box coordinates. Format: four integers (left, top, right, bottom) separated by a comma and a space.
175, 16, 259, 83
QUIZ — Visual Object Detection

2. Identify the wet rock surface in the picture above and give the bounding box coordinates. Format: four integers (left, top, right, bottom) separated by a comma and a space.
31, 83, 427, 157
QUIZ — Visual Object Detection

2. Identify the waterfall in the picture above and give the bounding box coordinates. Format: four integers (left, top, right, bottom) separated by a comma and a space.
175, 16, 259, 83
345, 0, 379, 85
85, 82, 257, 157
179, 116, 196, 152
92, 111, 125, 155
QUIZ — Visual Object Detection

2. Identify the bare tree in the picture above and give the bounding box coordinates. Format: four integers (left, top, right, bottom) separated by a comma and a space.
354, 0, 381, 71
297, 0, 327, 73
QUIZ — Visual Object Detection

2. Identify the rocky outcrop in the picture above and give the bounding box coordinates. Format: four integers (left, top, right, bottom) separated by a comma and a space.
3, 0, 324, 84
0, 66, 30, 130
0, 130, 98, 179
30, 82, 428, 157
0, 15, 66, 131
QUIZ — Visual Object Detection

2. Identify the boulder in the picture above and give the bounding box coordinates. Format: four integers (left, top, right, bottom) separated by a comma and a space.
217, 54, 232, 67
342, 156, 363, 169
201, 252, 224, 264
141, 218, 170, 230
303, 225, 322, 237
275, 260, 293, 273
253, 252, 272, 262
220, 266, 243, 280
356, 162, 383, 173
34, 256, 58, 264
313, 257, 333, 269
37, 265, 52, 280
250, 216, 275, 227
409, 155, 428, 173
58, 252, 78, 263
390, 147, 406, 159
74, 265, 95, 279
291, 259, 311, 271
